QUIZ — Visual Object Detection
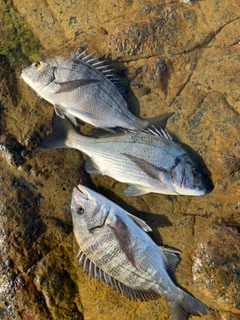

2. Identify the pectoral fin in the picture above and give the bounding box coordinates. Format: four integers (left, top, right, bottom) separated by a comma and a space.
67, 106, 104, 122
50, 79, 99, 94
108, 216, 136, 268
123, 153, 167, 181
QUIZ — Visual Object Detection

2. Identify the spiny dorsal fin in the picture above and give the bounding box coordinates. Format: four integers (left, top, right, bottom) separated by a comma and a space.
124, 126, 172, 140
160, 246, 181, 274
141, 126, 172, 140
71, 49, 126, 96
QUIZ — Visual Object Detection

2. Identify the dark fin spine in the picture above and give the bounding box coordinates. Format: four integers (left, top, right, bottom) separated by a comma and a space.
146, 112, 174, 130
169, 289, 210, 320
38, 114, 76, 149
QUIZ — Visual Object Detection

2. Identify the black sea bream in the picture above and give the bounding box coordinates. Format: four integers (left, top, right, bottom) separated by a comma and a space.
39, 116, 206, 196
21, 51, 172, 129
71, 185, 209, 320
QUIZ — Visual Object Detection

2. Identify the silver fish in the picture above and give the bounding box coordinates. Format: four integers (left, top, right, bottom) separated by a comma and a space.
39, 115, 206, 196
71, 184, 209, 320
21, 51, 173, 129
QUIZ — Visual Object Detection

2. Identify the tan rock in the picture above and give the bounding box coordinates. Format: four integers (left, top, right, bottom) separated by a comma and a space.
0, 0, 239, 319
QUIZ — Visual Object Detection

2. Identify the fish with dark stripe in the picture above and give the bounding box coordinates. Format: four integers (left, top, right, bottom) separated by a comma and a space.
71, 184, 209, 320
21, 50, 173, 130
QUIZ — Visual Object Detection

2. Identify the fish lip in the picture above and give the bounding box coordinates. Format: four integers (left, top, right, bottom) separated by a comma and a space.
75, 184, 88, 199
193, 188, 206, 196
77, 184, 87, 194
21, 70, 27, 80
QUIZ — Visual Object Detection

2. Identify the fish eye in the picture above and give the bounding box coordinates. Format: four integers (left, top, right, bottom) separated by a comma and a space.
33, 61, 41, 69
76, 205, 84, 215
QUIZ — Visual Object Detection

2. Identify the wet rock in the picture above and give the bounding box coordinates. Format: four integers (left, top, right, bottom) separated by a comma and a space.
0, 0, 239, 319
193, 226, 240, 314
0, 134, 27, 167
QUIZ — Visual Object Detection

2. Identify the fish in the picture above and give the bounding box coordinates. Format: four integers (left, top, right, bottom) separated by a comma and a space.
71, 184, 209, 320
21, 50, 173, 129
38, 115, 207, 196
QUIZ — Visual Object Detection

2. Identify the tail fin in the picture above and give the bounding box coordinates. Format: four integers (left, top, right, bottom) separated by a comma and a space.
38, 114, 77, 149
169, 289, 209, 320
146, 112, 174, 130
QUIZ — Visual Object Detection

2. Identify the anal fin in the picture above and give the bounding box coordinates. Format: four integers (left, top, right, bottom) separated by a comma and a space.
54, 104, 66, 118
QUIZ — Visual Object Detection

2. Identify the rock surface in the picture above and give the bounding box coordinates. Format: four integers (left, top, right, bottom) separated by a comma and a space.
193, 226, 240, 314
0, 0, 239, 319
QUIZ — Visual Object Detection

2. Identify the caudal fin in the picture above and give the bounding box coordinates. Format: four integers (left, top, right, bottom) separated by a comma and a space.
38, 114, 76, 149
146, 112, 174, 129
169, 289, 209, 320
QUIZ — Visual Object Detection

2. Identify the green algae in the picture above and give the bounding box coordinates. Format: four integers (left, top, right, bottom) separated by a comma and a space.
0, 0, 40, 60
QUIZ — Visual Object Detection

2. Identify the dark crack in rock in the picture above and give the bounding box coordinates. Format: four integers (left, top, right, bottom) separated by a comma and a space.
0, 134, 27, 167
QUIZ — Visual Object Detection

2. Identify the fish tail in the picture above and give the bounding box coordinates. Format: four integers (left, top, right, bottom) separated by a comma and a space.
169, 288, 209, 320
145, 112, 174, 130
38, 114, 77, 149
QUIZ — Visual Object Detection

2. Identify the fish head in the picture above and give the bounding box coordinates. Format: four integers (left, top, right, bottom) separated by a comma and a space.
21, 58, 57, 92
71, 185, 109, 232
170, 155, 206, 196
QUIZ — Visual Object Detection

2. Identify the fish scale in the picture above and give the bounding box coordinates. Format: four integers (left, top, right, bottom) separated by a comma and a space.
39, 115, 207, 196
71, 185, 209, 319
22, 52, 174, 129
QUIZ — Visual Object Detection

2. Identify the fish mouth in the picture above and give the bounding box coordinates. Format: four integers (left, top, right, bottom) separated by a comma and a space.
178, 186, 206, 196
21, 70, 27, 81
21, 70, 36, 88
76, 184, 88, 199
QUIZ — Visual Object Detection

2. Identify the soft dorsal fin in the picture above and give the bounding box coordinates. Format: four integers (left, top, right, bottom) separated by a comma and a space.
160, 246, 181, 274
76, 249, 157, 301
125, 211, 152, 232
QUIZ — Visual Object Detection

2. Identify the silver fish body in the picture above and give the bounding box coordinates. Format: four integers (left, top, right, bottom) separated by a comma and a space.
21, 52, 172, 129
39, 116, 206, 196
71, 184, 209, 320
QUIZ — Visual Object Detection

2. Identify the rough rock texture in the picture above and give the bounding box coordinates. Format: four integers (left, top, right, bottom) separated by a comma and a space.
193, 226, 240, 314
0, 0, 239, 319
